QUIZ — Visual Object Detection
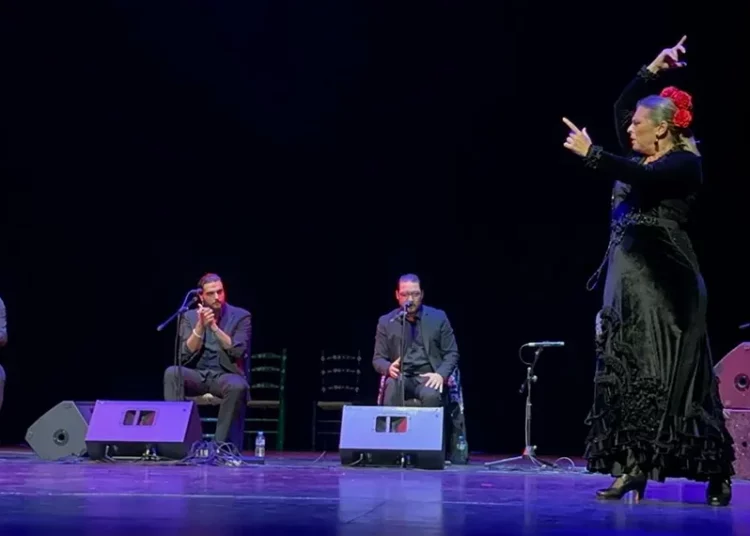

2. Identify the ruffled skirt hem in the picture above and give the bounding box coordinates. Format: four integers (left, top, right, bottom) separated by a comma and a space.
585, 306, 735, 483
584, 417, 736, 482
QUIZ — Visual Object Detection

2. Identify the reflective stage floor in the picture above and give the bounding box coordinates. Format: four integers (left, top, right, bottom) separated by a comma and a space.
0, 448, 747, 535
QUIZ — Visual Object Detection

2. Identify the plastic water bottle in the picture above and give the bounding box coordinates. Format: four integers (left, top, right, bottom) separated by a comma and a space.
456, 435, 467, 459
254, 431, 266, 459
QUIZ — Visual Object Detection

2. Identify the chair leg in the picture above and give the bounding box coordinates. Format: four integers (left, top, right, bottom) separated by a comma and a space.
277, 396, 286, 452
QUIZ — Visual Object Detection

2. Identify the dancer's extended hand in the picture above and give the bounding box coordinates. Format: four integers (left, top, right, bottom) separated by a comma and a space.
562, 117, 592, 157
647, 35, 687, 73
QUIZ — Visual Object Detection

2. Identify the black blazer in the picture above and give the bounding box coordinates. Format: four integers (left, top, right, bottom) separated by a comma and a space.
372, 305, 460, 379
0, 296, 6, 348
178, 303, 252, 376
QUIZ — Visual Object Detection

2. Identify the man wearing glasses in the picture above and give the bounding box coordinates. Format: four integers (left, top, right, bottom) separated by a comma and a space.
372, 274, 460, 406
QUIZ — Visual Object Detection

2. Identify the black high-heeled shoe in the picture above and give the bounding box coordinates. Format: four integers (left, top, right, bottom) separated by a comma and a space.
596, 467, 647, 501
706, 477, 731, 506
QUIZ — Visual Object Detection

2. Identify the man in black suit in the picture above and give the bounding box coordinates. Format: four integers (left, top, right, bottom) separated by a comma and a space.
0, 296, 7, 413
373, 274, 460, 406
163, 273, 251, 444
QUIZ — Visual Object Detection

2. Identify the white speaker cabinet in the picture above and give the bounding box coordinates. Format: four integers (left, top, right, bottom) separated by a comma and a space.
338, 405, 445, 469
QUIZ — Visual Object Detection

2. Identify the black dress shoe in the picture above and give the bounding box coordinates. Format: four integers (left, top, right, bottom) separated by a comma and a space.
596, 467, 647, 502
706, 477, 731, 506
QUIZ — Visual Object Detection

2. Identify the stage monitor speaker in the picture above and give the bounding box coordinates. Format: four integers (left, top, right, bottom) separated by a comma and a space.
84, 400, 202, 460
338, 405, 445, 469
724, 409, 750, 480
714, 343, 750, 410
25, 400, 96, 461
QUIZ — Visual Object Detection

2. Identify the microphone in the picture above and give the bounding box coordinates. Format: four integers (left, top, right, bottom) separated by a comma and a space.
739, 322, 750, 330
524, 341, 565, 348
155, 289, 202, 332
389, 301, 413, 322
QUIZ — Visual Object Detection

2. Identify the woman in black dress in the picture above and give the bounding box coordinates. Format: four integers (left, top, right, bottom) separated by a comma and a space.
562, 36, 735, 506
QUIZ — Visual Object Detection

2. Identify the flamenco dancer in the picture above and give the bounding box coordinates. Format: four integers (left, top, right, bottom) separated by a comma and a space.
562, 36, 735, 506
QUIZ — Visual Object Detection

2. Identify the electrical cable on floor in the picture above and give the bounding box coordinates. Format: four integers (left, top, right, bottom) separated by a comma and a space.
49, 442, 248, 466
177, 440, 254, 466
53, 447, 521, 470
553, 457, 576, 469
308, 450, 362, 466
347, 454, 364, 466
56, 455, 88, 464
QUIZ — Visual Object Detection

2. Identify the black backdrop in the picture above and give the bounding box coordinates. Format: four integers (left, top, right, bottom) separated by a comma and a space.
0, 1, 746, 456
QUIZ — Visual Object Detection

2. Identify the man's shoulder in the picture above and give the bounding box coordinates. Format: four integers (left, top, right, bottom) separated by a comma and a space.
423, 305, 448, 319
226, 304, 251, 319
377, 310, 393, 323
378, 308, 400, 324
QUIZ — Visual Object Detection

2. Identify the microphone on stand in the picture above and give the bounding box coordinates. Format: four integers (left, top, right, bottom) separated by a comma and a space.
389, 300, 414, 322
393, 300, 414, 406
523, 341, 565, 348
517, 341, 564, 393
155, 286, 208, 401
156, 289, 201, 332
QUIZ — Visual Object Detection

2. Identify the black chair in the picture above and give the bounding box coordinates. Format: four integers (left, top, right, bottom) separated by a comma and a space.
311, 351, 362, 451
245, 349, 288, 451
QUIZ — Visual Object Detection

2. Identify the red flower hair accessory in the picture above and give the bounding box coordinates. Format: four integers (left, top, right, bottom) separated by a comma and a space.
673, 109, 693, 129
660, 86, 694, 128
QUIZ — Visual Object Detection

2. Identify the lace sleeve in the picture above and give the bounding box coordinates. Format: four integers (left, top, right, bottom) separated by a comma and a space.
613, 66, 659, 153
583, 146, 701, 187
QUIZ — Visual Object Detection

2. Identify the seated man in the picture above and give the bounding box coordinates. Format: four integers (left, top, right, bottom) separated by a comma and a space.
0, 295, 6, 413
373, 273, 460, 407
164, 273, 251, 445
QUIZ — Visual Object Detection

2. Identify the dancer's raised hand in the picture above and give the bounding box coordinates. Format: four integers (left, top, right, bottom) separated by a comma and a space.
647, 35, 687, 74
562, 117, 592, 157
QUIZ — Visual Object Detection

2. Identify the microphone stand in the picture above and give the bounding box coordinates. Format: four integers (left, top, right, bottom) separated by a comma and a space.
399, 304, 408, 405
485, 344, 557, 470
156, 290, 199, 401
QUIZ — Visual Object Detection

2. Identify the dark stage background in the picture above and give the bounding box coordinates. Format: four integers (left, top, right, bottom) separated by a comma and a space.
0, 1, 746, 456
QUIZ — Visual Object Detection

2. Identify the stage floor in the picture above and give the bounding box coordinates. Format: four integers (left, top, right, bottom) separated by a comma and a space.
0, 448, 747, 535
